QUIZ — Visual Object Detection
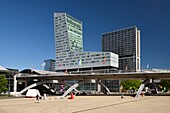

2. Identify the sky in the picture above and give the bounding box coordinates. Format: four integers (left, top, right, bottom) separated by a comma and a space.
0, 0, 170, 70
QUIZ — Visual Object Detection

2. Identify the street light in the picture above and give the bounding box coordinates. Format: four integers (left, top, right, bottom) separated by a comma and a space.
8, 72, 11, 95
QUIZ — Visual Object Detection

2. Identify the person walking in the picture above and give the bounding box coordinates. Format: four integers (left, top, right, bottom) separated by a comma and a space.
121, 93, 125, 99
36, 94, 40, 103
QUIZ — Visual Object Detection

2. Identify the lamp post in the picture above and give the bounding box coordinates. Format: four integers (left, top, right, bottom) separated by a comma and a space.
8, 72, 11, 95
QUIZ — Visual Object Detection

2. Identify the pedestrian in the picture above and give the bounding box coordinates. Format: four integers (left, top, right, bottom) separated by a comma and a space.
121, 93, 125, 99
36, 94, 40, 103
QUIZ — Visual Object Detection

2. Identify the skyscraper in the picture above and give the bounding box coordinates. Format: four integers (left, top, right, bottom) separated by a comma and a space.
54, 13, 83, 55
102, 26, 140, 71
54, 13, 118, 72
53, 12, 119, 93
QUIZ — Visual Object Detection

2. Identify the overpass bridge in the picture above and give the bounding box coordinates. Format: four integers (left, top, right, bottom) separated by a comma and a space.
15, 69, 170, 98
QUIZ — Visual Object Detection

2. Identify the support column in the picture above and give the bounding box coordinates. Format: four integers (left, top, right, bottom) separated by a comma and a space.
24, 81, 28, 87
135, 79, 150, 98
97, 79, 101, 93
149, 78, 153, 83
150, 79, 158, 94
60, 80, 90, 98
135, 79, 159, 98
60, 79, 111, 98
13, 74, 17, 95
61, 83, 79, 98
59, 81, 79, 93
97, 80, 111, 94
18, 80, 54, 95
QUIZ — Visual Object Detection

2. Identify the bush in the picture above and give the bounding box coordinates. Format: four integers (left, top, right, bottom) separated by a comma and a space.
120, 80, 142, 90
0, 74, 8, 93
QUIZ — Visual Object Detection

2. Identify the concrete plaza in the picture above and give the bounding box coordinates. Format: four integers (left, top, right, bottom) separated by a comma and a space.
0, 96, 170, 113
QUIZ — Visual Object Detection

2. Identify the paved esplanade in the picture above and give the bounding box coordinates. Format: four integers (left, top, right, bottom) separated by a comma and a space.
0, 96, 170, 113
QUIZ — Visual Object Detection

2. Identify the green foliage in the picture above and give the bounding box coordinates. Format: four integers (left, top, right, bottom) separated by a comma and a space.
0, 74, 8, 93
160, 80, 170, 87
120, 80, 142, 90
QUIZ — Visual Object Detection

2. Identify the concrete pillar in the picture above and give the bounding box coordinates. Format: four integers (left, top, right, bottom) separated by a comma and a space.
13, 74, 17, 94
97, 79, 101, 93
24, 81, 28, 87
149, 78, 153, 83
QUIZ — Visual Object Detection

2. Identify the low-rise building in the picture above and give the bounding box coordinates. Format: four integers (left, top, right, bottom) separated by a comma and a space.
55, 51, 118, 72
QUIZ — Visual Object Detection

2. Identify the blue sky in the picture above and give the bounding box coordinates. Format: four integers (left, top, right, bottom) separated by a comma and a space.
0, 0, 170, 70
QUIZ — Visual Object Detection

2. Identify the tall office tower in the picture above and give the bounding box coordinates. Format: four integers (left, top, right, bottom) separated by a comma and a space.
54, 13, 83, 70
54, 13, 83, 54
102, 26, 140, 71
53, 13, 119, 93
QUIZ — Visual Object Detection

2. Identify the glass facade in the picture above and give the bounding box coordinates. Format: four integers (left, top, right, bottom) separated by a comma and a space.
54, 13, 83, 55
66, 14, 83, 52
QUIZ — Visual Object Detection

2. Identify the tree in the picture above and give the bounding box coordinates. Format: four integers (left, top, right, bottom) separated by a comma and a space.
160, 80, 170, 87
120, 80, 142, 90
0, 74, 8, 93
160, 80, 170, 92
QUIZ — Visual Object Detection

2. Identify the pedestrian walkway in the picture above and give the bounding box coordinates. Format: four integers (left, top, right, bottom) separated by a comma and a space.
0, 96, 170, 113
